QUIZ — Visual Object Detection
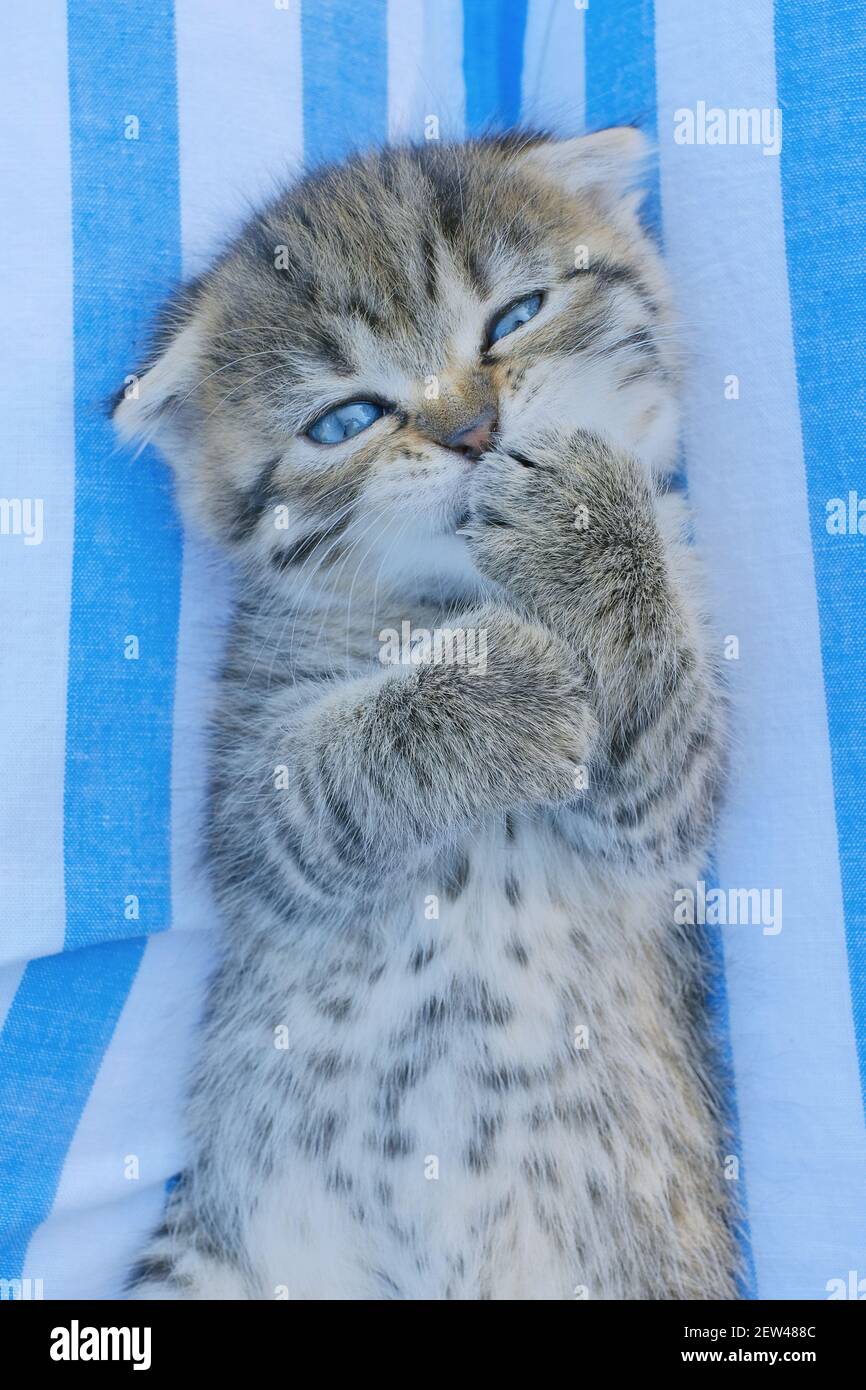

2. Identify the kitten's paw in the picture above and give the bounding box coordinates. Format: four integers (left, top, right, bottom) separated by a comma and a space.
420, 605, 599, 806
460, 445, 546, 593
462, 430, 660, 625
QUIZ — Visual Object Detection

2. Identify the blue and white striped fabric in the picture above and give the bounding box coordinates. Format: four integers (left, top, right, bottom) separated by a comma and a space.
1, 0, 863, 1300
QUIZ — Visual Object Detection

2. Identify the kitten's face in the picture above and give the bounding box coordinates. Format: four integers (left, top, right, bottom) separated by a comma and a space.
115, 130, 678, 596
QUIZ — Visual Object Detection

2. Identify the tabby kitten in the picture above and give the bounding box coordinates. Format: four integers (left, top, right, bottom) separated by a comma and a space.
114, 128, 737, 1300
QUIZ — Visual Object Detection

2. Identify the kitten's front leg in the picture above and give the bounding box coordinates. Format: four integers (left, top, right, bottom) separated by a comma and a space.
214, 604, 600, 909
464, 430, 725, 866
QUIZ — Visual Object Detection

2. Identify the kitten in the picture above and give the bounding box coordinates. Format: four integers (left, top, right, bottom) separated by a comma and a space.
114, 128, 738, 1300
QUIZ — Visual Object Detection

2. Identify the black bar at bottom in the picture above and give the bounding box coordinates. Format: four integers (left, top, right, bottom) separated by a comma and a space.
2, 1296, 862, 1374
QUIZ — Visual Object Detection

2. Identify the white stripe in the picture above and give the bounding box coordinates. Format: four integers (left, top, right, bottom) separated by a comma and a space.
388, 0, 425, 139
388, 0, 465, 142
175, 0, 303, 276
656, 0, 866, 1299
0, 1, 73, 965
24, 2, 308, 1290
171, 0, 303, 927
522, 0, 585, 135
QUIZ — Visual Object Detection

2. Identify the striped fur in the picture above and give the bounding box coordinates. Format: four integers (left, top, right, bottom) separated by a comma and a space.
115, 130, 737, 1299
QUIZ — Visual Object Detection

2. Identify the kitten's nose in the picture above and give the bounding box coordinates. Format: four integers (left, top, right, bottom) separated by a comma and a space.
442, 408, 497, 461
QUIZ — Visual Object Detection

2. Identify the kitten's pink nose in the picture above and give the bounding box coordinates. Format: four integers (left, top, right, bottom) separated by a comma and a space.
443, 409, 497, 461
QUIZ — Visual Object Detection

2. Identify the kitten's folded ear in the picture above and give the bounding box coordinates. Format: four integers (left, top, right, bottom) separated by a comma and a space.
518, 126, 650, 209
111, 291, 211, 460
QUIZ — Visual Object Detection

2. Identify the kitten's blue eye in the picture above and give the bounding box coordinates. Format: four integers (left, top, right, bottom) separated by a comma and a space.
307, 399, 385, 444
488, 293, 543, 346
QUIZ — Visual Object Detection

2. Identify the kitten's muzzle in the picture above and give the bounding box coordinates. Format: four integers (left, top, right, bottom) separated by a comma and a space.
441, 408, 498, 462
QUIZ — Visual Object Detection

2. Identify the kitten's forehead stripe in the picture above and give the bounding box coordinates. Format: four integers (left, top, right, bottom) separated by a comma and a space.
419, 231, 438, 303
305, 324, 355, 377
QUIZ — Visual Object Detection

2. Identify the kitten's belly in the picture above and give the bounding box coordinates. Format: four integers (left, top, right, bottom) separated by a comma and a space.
253, 894, 589, 1299
240, 825, 675, 1300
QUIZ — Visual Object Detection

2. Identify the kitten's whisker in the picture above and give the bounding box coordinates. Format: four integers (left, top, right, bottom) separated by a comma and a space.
171, 350, 289, 413
343, 504, 416, 673
241, 492, 365, 688
199, 362, 293, 422
267, 494, 399, 689
295, 502, 401, 685
239, 476, 368, 681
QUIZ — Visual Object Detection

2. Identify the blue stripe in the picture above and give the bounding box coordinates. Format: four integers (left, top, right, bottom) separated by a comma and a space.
584, 0, 661, 238
463, 0, 528, 134
301, 0, 388, 165
776, 0, 866, 1116
64, 0, 182, 949
0, 0, 182, 1283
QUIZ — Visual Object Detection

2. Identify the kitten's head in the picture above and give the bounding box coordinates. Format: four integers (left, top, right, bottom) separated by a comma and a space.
114, 129, 678, 596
